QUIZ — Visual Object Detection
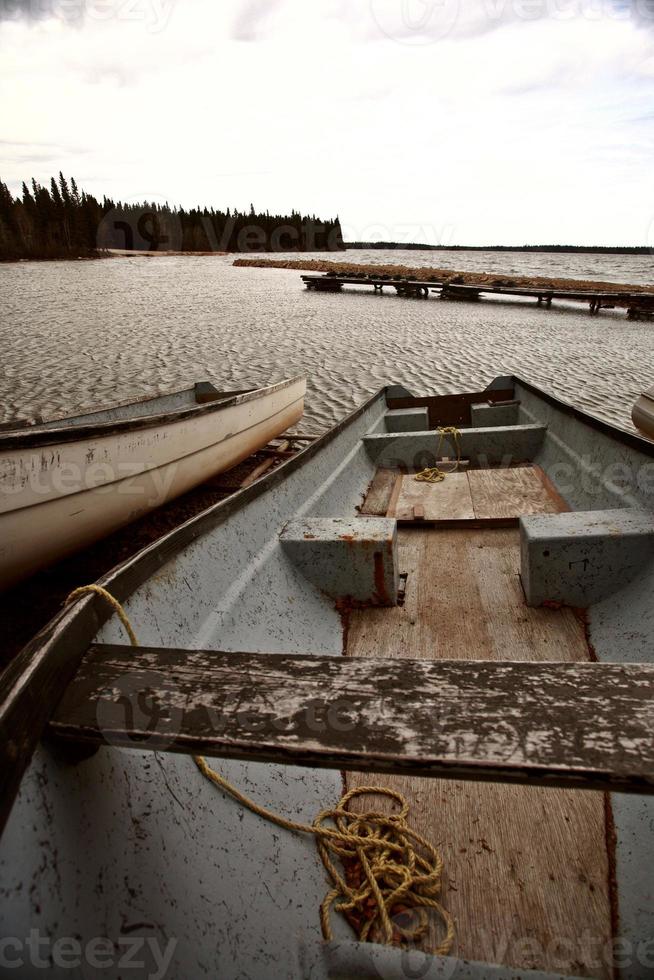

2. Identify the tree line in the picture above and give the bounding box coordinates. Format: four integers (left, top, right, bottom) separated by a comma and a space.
0, 174, 344, 261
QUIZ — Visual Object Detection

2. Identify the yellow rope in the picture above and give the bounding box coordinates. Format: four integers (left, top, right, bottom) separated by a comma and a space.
66, 585, 138, 646
65, 585, 455, 953
414, 426, 462, 484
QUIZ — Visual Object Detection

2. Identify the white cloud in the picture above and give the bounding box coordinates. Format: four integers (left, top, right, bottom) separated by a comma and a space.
1, 0, 654, 244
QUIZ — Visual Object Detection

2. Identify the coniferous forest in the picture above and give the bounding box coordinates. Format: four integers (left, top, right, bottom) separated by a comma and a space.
0, 174, 345, 261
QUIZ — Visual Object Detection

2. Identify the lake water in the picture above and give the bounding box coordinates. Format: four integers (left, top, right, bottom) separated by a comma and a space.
1, 250, 652, 435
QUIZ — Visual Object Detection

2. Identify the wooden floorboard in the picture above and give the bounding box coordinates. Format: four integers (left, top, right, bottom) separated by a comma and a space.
393, 472, 475, 522
344, 528, 613, 977
385, 465, 567, 526
467, 466, 564, 520
360, 467, 397, 516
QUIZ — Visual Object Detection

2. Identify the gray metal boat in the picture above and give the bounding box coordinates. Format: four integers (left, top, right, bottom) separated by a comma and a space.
1, 375, 653, 979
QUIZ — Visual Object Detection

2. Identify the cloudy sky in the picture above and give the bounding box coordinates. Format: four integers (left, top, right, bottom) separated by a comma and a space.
1, 0, 654, 246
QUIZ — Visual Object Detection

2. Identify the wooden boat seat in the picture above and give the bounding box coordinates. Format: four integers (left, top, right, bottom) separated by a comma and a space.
48, 644, 654, 795
193, 381, 254, 403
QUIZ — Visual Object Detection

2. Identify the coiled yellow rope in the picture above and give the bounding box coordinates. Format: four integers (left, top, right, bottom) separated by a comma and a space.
414, 426, 462, 484
66, 585, 455, 952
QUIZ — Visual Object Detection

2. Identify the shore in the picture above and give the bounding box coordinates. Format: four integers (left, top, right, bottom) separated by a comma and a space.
107, 248, 229, 257
233, 257, 654, 296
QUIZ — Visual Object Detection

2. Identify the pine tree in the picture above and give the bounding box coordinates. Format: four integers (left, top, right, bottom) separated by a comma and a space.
0, 174, 346, 261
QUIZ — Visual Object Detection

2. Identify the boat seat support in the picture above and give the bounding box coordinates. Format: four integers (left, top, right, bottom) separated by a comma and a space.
280, 517, 398, 606
363, 424, 546, 469
470, 400, 520, 427
384, 407, 430, 433
520, 508, 654, 607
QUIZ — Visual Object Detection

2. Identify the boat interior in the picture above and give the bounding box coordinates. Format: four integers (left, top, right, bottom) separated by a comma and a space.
3, 375, 654, 979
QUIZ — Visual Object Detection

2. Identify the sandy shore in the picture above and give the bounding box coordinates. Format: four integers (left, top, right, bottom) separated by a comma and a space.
233, 257, 654, 296
107, 248, 229, 257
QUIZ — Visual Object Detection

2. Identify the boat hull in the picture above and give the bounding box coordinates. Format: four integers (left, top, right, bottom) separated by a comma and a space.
0, 377, 305, 589
3, 377, 654, 979
632, 386, 654, 440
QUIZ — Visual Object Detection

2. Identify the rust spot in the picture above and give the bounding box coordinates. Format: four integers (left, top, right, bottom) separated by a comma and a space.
339, 533, 355, 542
332, 553, 393, 608
303, 533, 317, 540
577, 607, 599, 663
373, 551, 390, 605
336, 601, 351, 656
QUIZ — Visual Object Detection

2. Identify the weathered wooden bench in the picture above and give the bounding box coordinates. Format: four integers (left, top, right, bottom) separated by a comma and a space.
47, 644, 654, 795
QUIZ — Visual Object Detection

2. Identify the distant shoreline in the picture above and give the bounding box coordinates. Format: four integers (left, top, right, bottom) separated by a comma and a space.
345, 242, 653, 255
5, 242, 650, 265
106, 248, 229, 257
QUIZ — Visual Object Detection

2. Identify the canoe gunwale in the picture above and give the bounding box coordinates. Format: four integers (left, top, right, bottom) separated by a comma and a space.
1, 393, 307, 521
0, 375, 305, 450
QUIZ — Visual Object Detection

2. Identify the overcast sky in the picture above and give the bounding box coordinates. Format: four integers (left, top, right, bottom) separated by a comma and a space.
1, 0, 654, 246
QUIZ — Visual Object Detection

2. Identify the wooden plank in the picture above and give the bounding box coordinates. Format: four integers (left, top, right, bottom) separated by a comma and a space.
468, 466, 564, 520
394, 471, 475, 522
48, 643, 654, 795
278, 432, 316, 442
360, 467, 397, 516
345, 528, 614, 974
385, 472, 403, 518
239, 440, 291, 488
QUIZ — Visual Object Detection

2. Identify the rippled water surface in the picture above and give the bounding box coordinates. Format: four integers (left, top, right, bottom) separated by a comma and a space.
0, 253, 652, 434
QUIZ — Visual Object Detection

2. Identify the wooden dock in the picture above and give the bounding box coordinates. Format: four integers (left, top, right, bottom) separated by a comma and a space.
301, 273, 654, 319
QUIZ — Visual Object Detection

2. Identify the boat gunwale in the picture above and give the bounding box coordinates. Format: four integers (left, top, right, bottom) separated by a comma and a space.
0, 375, 306, 451
514, 375, 654, 456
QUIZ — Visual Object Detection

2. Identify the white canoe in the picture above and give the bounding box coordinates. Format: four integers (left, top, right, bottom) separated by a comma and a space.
633, 385, 654, 440
0, 376, 306, 589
